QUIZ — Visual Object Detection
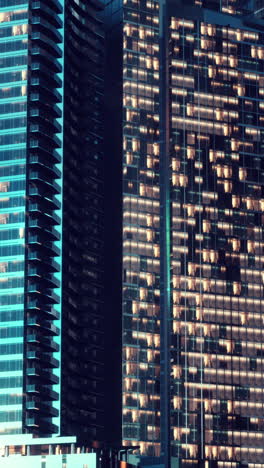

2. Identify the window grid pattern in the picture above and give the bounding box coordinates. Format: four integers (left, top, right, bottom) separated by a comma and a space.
0, 0, 29, 435
122, 0, 161, 456
169, 16, 264, 467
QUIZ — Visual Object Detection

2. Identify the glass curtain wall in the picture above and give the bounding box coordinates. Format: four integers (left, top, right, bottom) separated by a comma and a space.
122, 0, 161, 456
0, 0, 64, 436
0, 0, 29, 435
169, 12, 264, 467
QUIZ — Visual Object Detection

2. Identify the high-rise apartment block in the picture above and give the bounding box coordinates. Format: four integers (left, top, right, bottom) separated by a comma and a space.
104, 0, 264, 465
0, 0, 105, 445
61, 0, 105, 444
0, 0, 63, 436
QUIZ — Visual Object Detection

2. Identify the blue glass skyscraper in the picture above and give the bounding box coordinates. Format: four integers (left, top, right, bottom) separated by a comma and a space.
0, 1, 29, 435
0, 0, 63, 435
0, 0, 104, 442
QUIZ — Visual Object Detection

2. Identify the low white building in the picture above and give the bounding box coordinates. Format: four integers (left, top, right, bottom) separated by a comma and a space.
0, 434, 97, 468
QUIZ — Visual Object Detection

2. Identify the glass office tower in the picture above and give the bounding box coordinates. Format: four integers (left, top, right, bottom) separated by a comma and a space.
168, 1, 264, 465
122, 0, 161, 458
105, 0, 264, 465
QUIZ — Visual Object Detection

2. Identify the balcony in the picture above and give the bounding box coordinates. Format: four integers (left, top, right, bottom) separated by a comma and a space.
29, 210, 60, 230
29, 136, 62, 164
28, 251, 60, 272
29, 186, 61, 210
31, 62, 62, 87
27, 316, 59, 335
26, 384, 59, 401
32, 31, 61, 57
32, 1, 62, 27
29, 112, 62, 133
26, 400, 59, 417
27, 367, 59, 385
32, 17, 62, 45
28, 236, 60, 259
27, 284, 60, 304
27, 350, 59, 369
27, 333, 59, 352
29, 143, 61, 163
25, 417, 38, 428
30, 123, 61, 146
30, 79, 62, 103
28, 219, 60, 241
28, 267, 60, 288
26, 299, 59, 320
32, 0, 62, 14
31, 49, 62, 74
29, 170, 61, 194
25, 416, 58, 434
29, 82, 62, 117
29, 154, 61, 178
28, 205, 60, 225
28, 235, 60, 257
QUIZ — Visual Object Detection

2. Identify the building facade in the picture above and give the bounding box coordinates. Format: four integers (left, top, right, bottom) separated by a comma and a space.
0, 435, 96, 468
0, 0, 105, 444
0, 0, 63, 436
167, 2, 264, 466
3, 0, 264, 465
104, 0, 264, 465
61, 0, 105, 444
0, 434, 140, 468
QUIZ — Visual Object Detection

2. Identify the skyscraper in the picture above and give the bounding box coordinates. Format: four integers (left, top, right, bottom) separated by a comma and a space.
0, 0, 63, 435
0, 0, 105, 444
104, 0, 264, 465
61, 0, 105, 444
